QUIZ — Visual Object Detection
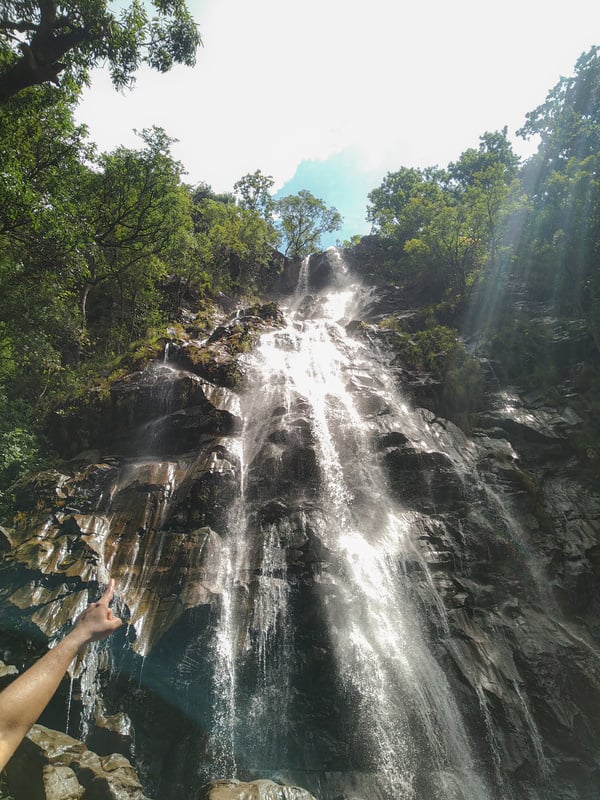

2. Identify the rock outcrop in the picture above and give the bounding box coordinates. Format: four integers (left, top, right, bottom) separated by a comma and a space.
197, 779, 316, 800
5, 724, 148, 800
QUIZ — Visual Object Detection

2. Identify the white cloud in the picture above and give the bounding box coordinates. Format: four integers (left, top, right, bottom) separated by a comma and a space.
76, 0, 600, 190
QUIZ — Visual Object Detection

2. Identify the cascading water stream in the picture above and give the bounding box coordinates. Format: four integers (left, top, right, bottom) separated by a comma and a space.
205, 251, 495, 798
207, 378, 295, 779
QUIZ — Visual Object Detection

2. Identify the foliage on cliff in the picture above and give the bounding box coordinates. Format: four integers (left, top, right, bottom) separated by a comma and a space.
516, 46, 600, 350
361, 47, 600, 454
365, 128, 522, 297
363, 48, 600, 352
377, 314, 484, 425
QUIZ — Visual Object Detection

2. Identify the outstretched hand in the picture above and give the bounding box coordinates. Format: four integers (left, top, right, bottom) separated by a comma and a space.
0, 578, 124, 771
73, 579, 123, 645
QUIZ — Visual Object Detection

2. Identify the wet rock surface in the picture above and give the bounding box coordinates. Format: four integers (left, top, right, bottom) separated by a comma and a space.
5, 724, 148, 800
198, 779, 317, 800
1, 272, 600, 800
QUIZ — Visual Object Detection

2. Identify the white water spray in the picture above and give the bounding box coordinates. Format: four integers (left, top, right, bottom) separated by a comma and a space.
206, 251, 493, 798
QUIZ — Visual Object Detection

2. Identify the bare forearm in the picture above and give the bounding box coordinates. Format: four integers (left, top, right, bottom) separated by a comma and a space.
0, 630, 85, 731
0, 580, 121, 771
0, 629, 87, 769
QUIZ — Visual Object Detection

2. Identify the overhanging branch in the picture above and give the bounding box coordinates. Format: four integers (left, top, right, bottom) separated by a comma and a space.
0, 19, 38, 33
0, 24, 90, 101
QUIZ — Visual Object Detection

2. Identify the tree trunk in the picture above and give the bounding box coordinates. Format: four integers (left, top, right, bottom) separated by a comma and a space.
77, 283, 91, 365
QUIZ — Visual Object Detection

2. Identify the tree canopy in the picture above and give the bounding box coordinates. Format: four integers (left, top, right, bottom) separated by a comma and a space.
274, 189, 342, 258
75, 127, 193, 351
516, 46, 600, 350
0, 0, 201, 101
366, 130, 521, 293
232, 173, 342, 259
234, 170, 275, 216
193, 196, 278, 291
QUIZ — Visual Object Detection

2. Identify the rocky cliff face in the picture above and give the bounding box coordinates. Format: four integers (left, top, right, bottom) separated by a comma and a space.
1, 253, 599, 800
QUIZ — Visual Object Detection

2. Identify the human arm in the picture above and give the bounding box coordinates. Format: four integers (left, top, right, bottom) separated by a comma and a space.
0, 579, 122, 771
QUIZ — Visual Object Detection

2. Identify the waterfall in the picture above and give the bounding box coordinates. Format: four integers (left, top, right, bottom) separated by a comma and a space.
205, 250, 495, 798
12, 246, 581, 800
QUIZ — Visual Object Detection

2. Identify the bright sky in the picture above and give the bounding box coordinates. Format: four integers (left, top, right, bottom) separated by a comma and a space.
76, 0, 600, 243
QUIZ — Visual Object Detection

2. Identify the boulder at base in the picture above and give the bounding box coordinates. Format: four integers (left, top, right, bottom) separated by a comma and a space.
5, 723, 148, 800
198, 779, 317, 800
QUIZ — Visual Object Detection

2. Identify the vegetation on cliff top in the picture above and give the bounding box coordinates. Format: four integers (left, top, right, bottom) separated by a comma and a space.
357, 48, 600, 444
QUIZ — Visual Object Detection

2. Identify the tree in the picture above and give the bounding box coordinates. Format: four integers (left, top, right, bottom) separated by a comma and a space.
449, 129, 520, 189
367, 166, 446, 243
234, 170, 275, 216
519, 46, 600, 171
76, 127, 193, 352
192, 197, 277, 291
0, 83, 88, 395
0, 82, 88, 251
192, 182, 235, 207
404, 193, 485, 294
273, 190, 342, 258
449, 129, 522, 271
0, 0, 201, 102
516, 47, 600, 351
367, 134, 523, 292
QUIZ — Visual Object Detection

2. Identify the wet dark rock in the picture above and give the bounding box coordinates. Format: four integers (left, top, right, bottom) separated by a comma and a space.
382, 445, 465, 511
2, 451, 232, 650
258, 501, 289, 524
0, 524, 11, 552
138, 405, 241, 456
207, 324, 230, 344
48, 366, 239, 458
480, 388, 584, 444
167, 461, 239, 533
268, 428, 291, 444
247, 441, 320, 503
295, 294, 325, 319
375, 431, 410, 449
168, 308, 284, 390
307, 252, 336, 291
353, 392, 391, 417
344, 319, 370, 336
269, 255, 301, 295
88, 708, 135, 760
241, 302, 285, 324
361, 286, 411, 320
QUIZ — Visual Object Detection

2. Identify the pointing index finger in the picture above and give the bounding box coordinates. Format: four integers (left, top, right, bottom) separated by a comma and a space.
98, 578, 116, 607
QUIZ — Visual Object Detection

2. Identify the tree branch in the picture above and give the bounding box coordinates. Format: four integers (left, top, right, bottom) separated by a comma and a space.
34, 0, 58, 42
0, 23, 90, 101
0, 19, 38, 33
